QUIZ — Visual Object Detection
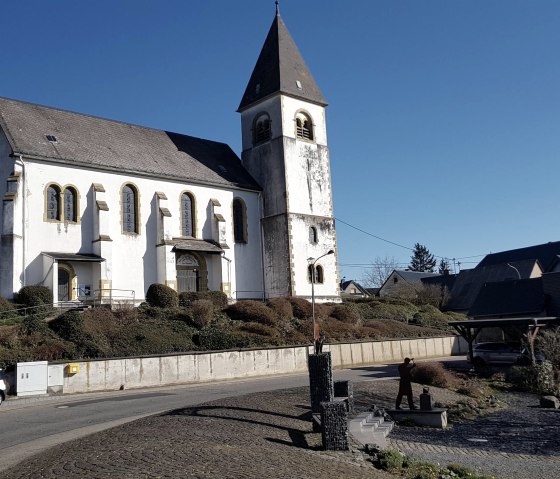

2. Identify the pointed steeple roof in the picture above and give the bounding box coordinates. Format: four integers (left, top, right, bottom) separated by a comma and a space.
237, 11, 327, 112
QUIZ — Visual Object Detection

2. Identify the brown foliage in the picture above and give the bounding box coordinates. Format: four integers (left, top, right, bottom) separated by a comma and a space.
329, 304, 361, 325
191, 300, 214, 328
226, 300, 277, 325
285, 297, 312, 319
238, 322, 279, 337
266, 297, 293, 322
321, 318, 358, 340
411, 362, 460, 389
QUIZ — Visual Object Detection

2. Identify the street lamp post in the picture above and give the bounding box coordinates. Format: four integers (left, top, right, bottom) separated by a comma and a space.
308, 249, 334, 347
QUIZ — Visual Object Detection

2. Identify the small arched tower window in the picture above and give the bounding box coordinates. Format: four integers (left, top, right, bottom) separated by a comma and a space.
253, 113, 271, 144
63, 187, 77, 222
309, 226, 318, 244
122, 184, 139, 233
295, 112, 314, 141
46, 184, 61, 220
316, 265, 324, 284
181, 192, 195, 237
233, 198, 247, 243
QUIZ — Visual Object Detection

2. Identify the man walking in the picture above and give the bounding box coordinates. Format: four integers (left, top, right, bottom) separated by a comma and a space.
396, 357, 416, 409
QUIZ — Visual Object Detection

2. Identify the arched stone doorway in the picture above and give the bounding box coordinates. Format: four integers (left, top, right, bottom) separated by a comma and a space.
176, 253, 208, 293
58, 263, 76, 301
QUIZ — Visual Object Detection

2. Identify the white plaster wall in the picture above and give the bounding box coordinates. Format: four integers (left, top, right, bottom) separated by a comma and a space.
55, 336, 468, 394
19, 160, 263, 300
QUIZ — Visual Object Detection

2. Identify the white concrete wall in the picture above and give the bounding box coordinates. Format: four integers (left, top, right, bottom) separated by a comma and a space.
12, 159, 263, 301
50, 336, 468, 394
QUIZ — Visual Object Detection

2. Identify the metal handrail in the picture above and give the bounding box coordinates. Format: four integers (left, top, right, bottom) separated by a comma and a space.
0, 300, 87, 322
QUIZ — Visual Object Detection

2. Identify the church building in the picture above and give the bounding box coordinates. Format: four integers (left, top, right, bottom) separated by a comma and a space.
0, 9, 340, 304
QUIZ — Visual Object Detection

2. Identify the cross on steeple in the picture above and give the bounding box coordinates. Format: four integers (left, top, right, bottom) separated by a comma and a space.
275, 1, 279, 15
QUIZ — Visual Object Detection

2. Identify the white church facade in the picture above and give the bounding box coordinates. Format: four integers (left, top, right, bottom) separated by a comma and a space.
0, 10, 340, 304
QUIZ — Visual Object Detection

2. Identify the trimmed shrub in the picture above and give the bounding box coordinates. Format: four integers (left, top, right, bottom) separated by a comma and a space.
412, 304, 451, 330
179, 291, 228, 309
49, 310, 85, 342
16, 286, 53, 307
146, 284, 178, 308
285, 297, 312, 319
321, 317, 358, 340
191, 300, 214, 328
22, 315, 49, 335
0, 297, 19, 322
411, 362, 459, 389
266, 297, 293, 322
225, 300, 277, 325
367, 302, 417, 323
239, 322, 279, 337
329, 304, 361, 325
197, 327, 245, 350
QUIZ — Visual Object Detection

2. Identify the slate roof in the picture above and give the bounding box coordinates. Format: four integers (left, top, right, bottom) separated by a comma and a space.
172, 239, 223, 254
0, 96, 261, 191
445, 259, 541, 311
395, 270, 440, 283
237, 12, 327, 112
421, 273, 458, 292
468, 278, 546, 318
476, 241, 560, 272
340, 280, 369, 296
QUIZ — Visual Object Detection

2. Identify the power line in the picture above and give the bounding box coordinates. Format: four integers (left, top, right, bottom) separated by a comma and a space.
335, 217, 486, 262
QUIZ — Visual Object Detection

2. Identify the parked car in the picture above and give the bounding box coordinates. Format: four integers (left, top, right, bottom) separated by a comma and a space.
0, 369, 7, 405
467, 342, 544, 367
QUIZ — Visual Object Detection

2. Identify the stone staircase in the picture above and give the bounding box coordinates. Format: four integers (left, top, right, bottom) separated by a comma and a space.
348, 411, 394, 448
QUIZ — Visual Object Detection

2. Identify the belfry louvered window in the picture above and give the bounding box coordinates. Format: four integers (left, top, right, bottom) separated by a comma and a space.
295, 112, 313, 141
253, 113, 271, 144
122, 184, 138, 233
181, 192, 195, 237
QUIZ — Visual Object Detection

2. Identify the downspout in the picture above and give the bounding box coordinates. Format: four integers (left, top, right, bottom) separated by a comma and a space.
258, 191, 266, 301
14, 155, 26, 287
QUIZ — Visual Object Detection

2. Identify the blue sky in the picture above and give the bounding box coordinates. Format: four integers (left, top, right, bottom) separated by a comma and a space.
2, 1, 559, 284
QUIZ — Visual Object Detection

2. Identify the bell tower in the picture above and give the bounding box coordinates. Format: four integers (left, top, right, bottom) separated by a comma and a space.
238, 7, 339, 301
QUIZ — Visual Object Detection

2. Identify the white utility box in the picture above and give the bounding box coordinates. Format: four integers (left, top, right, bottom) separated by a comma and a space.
16, 361, 48, 397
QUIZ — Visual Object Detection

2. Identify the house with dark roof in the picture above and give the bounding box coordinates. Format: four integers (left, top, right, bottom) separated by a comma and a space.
0, 8, 340, 304
378, 270, 441, 298
340, 280, 370, 298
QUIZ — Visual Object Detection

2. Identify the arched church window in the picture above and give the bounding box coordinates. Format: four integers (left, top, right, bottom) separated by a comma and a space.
181, 192, 195, 237
295, 112, 314, 141
233, 198, 247, 243
253, 113, 271, 144
309, 226, 318, 244
63, 187, 77, 222
122, 184, 139, 234
46, 184, 61, 221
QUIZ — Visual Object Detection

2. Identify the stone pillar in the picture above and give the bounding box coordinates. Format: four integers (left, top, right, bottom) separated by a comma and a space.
334, 380, 354, 415
321, 401, 348, 451
308, 352, 333, 414
420, 387, 433, 411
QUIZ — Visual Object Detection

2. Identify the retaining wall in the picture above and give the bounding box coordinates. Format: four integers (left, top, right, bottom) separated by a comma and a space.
48, 336, 468, 394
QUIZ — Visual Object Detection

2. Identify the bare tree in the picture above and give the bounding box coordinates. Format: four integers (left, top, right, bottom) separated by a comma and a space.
364, 256, 400, 288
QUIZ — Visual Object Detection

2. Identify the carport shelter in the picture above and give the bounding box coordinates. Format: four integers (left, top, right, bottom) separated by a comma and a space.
449, 317, 560, 361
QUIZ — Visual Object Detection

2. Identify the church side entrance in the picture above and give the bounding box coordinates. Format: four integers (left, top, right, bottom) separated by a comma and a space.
176, 253, 208, 293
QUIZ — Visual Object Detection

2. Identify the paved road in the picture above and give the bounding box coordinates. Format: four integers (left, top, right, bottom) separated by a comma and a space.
0, 357, 467, 473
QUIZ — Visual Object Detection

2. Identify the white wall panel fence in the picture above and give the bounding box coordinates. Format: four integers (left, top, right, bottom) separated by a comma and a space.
46, 336, 468, 395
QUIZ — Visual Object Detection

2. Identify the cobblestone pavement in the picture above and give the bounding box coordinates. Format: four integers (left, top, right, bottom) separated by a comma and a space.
3, 380, 560, 479
2, 388, 392, 479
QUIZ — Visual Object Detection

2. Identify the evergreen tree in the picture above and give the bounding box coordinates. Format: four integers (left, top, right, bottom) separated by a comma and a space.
438, 258, 451, 275
409, 243, 436, 272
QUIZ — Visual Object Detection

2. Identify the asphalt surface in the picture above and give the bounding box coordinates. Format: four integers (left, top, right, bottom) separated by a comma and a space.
13, 357, 550, 479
